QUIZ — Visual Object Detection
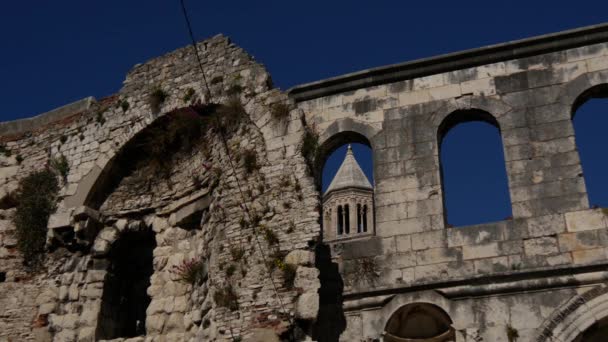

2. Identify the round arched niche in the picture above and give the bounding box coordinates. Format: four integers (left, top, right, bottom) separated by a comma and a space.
384, 303, 455, 342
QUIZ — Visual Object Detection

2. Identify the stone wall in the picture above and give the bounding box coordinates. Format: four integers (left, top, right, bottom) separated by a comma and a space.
1, 23, 608, 342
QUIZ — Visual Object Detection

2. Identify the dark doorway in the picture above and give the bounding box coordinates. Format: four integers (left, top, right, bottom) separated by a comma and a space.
97, 230, 156, 339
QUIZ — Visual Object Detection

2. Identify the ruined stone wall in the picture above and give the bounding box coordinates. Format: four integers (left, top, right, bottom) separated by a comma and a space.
0, 34, 321, 342
2, 23, 608, 342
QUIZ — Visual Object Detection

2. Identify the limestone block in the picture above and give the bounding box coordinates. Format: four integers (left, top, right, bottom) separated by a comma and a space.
72, 206, 100, 222
91, 238, 110, 257
416, 247, 461, 265
463, 242, 500, 260
295, 292, 319, 320
168, 196, 211, 228
294, 267, 320, 290
77, 327, 95, 342
284, 250, 314, 266
246, 328, 280, 342
146, 314, 166, 333
565, 209, 607, 232
524, 237, 559, 256
572, 248, 607, 264
97, 227, 118, 243
165, 312, 185, 332
0, 166, 19, 180
411, 230, 446, 251
48, 211, 73, 230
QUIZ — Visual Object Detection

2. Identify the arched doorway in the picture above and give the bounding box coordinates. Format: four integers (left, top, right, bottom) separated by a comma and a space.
384, 303, 455, 342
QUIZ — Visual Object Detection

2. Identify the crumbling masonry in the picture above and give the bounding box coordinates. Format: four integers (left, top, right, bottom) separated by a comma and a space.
2, 23, 608, 342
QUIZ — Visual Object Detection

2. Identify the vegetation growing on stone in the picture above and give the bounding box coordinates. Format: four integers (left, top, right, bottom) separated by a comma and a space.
263, 226, 279, 245
59, 135, 67, 144
183, 87, 196, 103
0, 144, 11, 157
300, 125, 320, 178
149, 87, 168, 110
51, 155, 70, 180
120, 100, 130, 112
230, 246, 245, 261
506, 324, 519, 342
16, 154, 23, 164
242, 149, 258, 174
214, 284, 239, 311
225, 264, 236, 277
96, 111, 106, 125
13, 169, 59, 269
282, 263, 297, 289
211, 98, 247, 135
170, 257, 207, 285
271, 102, 291, 121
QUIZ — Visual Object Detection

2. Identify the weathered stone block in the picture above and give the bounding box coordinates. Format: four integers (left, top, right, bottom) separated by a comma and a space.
295, 292, 319, 320
284, 250, 314, 266
294, 267, 320, 290
524, 237, 559, 256
463, 242, 500, 260
565, 209, 608, 232
411, 230, 446, 251
341, 237, 382, 259
571, 248, 607, 265
416, 247, 461, 265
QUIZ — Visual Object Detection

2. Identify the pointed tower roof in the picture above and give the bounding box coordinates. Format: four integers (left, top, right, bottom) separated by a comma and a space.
325, 145, 372, 196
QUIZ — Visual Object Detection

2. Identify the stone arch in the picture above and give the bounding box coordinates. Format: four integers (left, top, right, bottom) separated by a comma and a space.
373, 291, 466, 341
564, 72, 608, 208
319, 123, 376, 241
535, 284, 608, 342
436, 108, 513, 225
384, 303, 455, 341
431, 96, 512, 130
559, 70, 608, 114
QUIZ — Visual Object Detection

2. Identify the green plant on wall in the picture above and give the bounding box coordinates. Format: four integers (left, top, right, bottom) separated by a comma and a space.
214, 284, 239, 311
170, 257, 207, 285
51, 155, 70, 180
13, 169, 59, 269
271, 102, 291, 121
149, 87, 168, 110
506, 324, 519, 342
120, 100, 130, 112
183, 87, 196, 103
0, 144, 11, 157
300, 125, 320, 178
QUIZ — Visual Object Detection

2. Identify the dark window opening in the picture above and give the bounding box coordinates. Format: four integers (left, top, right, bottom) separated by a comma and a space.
337, 205, 343, 235
0, 272, 5, 282
344, 204, 350, 234
97, 230, 156, 339
572, 89, 608, 208
357, 204, 362, 233
439, 110, 512, 227
384, 303, 455, 341
363, 205, 368, 233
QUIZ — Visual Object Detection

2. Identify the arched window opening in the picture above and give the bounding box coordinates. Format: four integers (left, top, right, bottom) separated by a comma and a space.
321, 137, 374, 241
384, 303, 455, 342
337, 205, 344, 235
572, 85, 608, 208
344, 204, 350, 234
97, 230, 156, 339
439, 110, 512, 227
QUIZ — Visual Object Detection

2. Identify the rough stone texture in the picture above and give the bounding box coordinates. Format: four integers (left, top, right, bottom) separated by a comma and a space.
0, 24, 607, 342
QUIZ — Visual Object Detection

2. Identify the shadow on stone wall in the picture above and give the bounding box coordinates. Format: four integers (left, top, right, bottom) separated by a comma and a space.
312, 243, 345, 342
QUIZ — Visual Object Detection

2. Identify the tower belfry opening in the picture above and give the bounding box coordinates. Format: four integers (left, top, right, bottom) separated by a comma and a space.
322, 144, 374, 241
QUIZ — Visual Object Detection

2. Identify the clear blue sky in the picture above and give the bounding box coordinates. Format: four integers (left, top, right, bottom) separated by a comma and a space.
1, 1, 607, 225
